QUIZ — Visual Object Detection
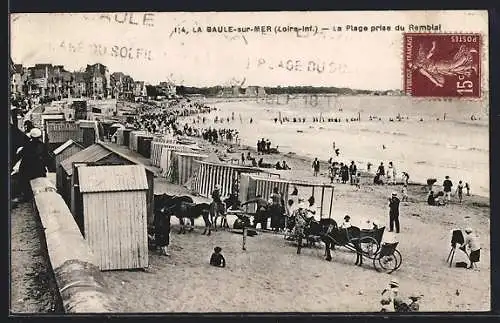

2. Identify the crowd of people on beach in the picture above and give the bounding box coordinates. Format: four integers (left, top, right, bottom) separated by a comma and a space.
270, 113, 421, 124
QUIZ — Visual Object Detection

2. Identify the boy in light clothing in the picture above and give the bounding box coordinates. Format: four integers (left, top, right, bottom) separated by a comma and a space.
401, 184, 409, 202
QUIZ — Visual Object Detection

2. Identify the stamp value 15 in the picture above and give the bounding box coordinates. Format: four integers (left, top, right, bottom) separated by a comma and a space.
404, 33, 481, 98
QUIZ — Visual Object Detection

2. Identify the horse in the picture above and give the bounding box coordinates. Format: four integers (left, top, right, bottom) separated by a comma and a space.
323, 222, 364, 266
154, 194, 194, 229
294, 210, 336, 253
167, 201, 212, 234
154, 194, 212, 234
293, 211, 364, 266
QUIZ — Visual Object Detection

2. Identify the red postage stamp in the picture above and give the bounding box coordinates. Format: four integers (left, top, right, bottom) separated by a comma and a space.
404, 33, 481, 98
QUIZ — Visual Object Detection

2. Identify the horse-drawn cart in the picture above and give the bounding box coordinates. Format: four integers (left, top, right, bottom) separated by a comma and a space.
291, 215, 403, 274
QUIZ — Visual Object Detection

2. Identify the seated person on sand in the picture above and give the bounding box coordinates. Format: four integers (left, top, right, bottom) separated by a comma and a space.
427, 191, 445, 206
374, 173, 384, 185
275, 161, 282, 170
281, 160, 291, 170
258, 158, 273, 168
210, 246, 226, 268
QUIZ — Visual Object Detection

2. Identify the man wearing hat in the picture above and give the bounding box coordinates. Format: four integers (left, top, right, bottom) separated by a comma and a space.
16, 128, 51, 202
388, 191, 401, 233
461, 228, 481, 269
381, 279, 401, 312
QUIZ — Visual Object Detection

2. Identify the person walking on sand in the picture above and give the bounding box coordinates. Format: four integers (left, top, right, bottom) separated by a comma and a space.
269, 187, 283, 232
401, 183, 409, 202
349, 161, 357, 185
465, 182, 471, 196
312, 158, 320, 176
354, 172, 361, 190
377, 162, 385, 177
388, 192, 400, 233
456, 180, 464, 203
402, 172, 410, 186
389, 162, 397, 185
443, 176, 453, 203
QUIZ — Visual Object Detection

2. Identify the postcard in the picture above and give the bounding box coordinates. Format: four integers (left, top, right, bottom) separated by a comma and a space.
10, 11, 489, 313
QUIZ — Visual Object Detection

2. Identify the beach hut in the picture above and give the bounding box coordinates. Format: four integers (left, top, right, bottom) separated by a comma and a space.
122, 129, 133, 147
77, 164, 149, 271
58, 144, 135, 218
137, 136, 153, 158
159, 144, 201, 176
53, 139, 84, 185
76, 120, 100, 147
153, 134, 176, 143
98, 143, 156, 228
44, 120, 82, 152
191, 160, 274, 198
151, 142, 195, 167
168, 151, 208, 185
58, 142, 156, 229
41, 113, 65, 143
239, 174, 335, 218
129, 131, 149, 152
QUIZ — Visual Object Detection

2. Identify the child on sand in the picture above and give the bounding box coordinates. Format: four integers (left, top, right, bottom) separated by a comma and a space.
210, 246, 226, 268
355, 172, 361, 189
401, 183, 409, 202
465, 182, 471, 196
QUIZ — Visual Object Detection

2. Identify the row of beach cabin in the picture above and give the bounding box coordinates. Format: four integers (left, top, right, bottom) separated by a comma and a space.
46, 122, 335, 272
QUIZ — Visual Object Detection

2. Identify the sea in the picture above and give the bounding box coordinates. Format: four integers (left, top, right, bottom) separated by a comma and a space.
198, 95, 489, 198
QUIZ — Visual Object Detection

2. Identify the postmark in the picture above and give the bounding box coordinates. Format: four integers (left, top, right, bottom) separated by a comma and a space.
404, 33, 481, 98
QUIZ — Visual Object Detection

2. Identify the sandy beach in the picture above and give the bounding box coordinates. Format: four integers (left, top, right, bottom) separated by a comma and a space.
99, 118, 490, 312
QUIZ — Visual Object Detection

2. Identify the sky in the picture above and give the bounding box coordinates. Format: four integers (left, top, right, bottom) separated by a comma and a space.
10, 11, 488, 90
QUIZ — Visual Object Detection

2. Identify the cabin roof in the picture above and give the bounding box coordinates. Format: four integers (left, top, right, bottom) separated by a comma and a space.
173, 152, 209, 158
97, 142, 157, 175
53, 139, 84, 155
246, 173, 335, 188
60, 144, 112, 175
78, 165, 149, 193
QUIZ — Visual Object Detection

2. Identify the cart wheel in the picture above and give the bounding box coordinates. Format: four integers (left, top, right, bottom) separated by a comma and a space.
360, 236, 380, 257
393, 249, 402, 270
375, 253, 399, 274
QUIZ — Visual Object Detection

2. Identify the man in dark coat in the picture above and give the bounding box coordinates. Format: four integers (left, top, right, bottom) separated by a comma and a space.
388, 192, 401, 233
16, 128, 51, 202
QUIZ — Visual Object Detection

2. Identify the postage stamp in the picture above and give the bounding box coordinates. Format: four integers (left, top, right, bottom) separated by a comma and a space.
404, 33, 481, 98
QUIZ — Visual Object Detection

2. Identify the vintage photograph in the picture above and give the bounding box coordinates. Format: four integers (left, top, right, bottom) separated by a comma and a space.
9, 11, 490, 313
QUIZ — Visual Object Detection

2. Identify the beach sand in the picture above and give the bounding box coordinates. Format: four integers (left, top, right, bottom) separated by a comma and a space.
100, 133, 490, 312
